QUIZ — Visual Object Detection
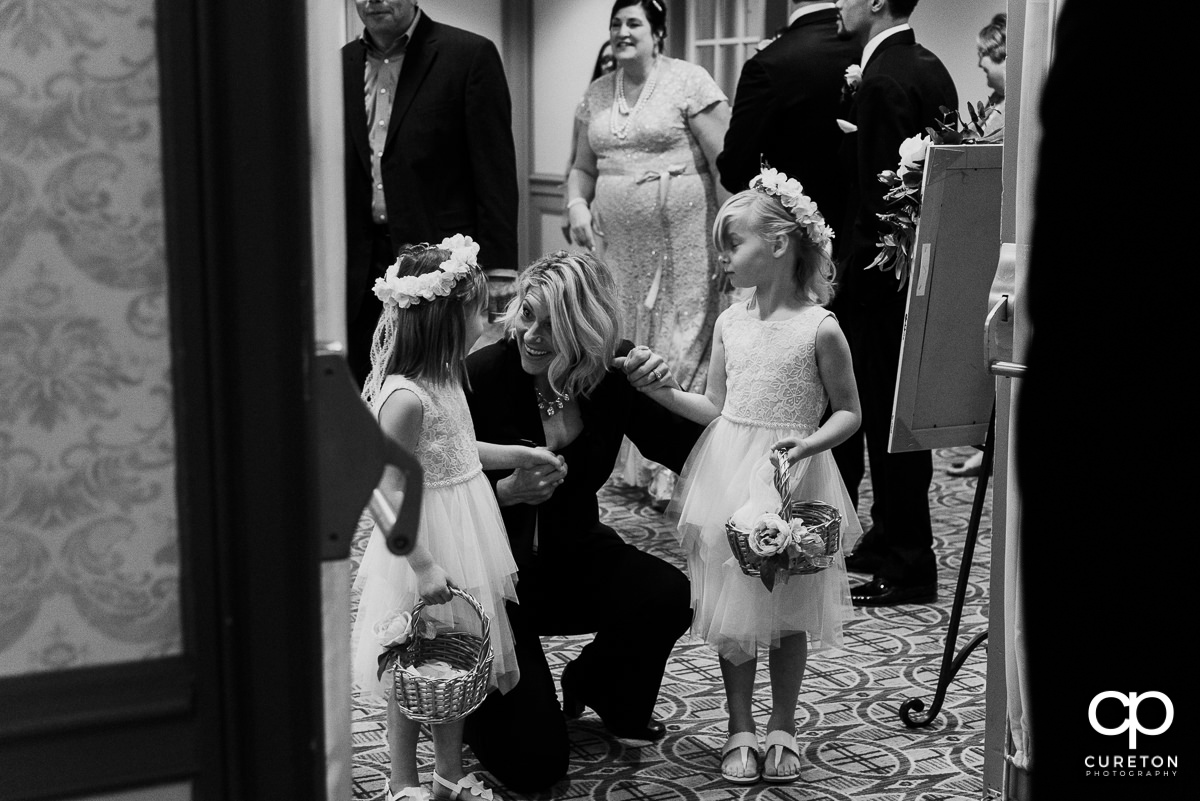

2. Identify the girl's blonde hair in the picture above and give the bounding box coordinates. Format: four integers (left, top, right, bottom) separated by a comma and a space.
502, 250, 620, 399
362, 245, 488, 405
712, 190, 836, 306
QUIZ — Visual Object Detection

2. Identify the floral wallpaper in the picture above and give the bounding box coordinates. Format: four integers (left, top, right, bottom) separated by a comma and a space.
0, 0, 180, 676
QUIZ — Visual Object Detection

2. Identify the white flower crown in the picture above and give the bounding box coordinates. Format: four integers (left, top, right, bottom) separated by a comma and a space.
372, 234, 481, 309
750, 167, 835, 251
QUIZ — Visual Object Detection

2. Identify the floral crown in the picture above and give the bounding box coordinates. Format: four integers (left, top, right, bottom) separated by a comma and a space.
749, 166, 835, 250
372, 234, 481, 309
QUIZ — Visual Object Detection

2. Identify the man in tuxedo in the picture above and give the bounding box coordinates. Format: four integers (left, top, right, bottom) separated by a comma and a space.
831, 0, 956, 606
343, 0, 518, 385
717, 0, 860, 232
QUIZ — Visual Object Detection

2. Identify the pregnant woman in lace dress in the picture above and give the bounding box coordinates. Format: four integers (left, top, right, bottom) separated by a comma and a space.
566, 0, 731, 505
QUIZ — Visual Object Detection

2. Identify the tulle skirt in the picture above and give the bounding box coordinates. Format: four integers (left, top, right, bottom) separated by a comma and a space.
667, 417, 860, 664
351, 471, 520, 705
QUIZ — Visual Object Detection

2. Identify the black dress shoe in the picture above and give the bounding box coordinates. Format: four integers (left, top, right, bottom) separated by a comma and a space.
604, 717, 667, 741
851, 577, 936, 607
561, 661, 666, 740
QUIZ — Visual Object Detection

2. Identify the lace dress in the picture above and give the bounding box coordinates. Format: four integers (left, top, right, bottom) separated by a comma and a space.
577, 56, 729, 499
668, 303, 858, 664
351, 375, 520, 703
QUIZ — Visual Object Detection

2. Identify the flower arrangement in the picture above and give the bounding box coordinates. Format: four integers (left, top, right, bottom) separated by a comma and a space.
373, 234, 481, 309
373, 606, 437, 681
744, 511, 831, 590
751, 166, 835, 251
868, 104, 999, 287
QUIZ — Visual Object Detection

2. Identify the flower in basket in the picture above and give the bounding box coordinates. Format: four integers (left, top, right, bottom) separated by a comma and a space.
748, 513, 793, 558
749, 512, 799, 591
374, 607, 437, 681
788, 520, 827, 563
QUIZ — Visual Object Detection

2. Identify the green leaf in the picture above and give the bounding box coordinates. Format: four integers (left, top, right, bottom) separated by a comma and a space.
966, 102, 980, 123
760, 567, 775, 592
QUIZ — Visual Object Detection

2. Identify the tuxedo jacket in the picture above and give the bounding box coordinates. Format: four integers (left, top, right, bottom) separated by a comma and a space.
839, 29, 956, 306
343, 13, 518, 322
717, 7, 860, 230
465, 339, 703, 569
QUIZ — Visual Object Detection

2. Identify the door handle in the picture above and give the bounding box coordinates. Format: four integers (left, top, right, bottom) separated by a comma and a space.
984, 244, 1026, 379
312, 344, 422, 559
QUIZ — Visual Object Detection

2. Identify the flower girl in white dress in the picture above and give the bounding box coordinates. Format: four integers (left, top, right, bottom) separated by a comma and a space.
352, 237, 563, 801
650, 170, 861, 785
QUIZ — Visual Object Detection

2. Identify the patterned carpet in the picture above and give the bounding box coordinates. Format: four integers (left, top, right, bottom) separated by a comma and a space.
350, 445, 991, 801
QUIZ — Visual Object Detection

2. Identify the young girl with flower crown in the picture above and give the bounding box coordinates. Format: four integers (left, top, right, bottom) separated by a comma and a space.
648, 169, 862, 785
351, 236, 564, 801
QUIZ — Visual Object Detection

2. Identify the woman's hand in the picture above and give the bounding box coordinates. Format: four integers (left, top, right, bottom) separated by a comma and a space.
770, 438, 812, 469
517, 446, 567, 473
568, 201, 598, 251
414, 563, 455, 605
495, 461, 568, 506
613, 345, 678, 391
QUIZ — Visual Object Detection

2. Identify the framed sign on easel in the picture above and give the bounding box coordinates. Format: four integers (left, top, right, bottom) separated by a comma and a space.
889, 143, 1003, 455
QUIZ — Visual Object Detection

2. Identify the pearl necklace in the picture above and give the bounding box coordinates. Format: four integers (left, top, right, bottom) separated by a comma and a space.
535, 387, 570, 417
611, 60, 659, 140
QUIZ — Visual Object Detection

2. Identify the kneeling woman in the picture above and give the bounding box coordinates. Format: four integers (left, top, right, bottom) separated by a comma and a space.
463, 251, 702, 792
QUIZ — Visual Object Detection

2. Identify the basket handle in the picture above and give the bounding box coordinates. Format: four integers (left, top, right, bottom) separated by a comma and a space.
773, 447, 798, 516
408, 587, 494, 673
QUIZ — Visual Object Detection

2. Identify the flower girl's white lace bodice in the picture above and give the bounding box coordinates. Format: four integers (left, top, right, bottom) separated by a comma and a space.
720, 302, 831, 433
373, 375, 482, 487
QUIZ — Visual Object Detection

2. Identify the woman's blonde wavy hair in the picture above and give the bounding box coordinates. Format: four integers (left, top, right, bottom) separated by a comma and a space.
502, 250, 621, 399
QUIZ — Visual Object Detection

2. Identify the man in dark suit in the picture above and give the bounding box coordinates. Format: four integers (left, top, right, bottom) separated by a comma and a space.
343, 0, 518, 385
831, 0, 957, 606
717, 0, 860, 233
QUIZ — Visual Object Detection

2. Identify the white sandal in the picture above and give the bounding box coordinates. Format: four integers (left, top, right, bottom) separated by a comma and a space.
720, 731, 761, 784
431, 772, 493, 800
763, 730, 801, 784
385, 785, 432, 801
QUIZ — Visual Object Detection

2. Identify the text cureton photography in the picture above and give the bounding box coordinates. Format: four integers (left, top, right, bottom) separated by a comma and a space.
1084, 691, 1179, 780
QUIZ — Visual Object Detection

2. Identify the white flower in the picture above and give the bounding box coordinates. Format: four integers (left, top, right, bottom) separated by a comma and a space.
898, 134, 931, 170
372, 233, 480, 308
845, 64, 862, 90
438, 233, 480, 268
756, 168, 780, 193
373, 608, 414, 649
748, 513, 793, 557
751, 166, 834, 250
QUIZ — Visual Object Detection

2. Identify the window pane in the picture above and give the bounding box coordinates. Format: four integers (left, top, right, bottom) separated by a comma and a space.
694, 44, 715, 77
717, 0, 738, 38
695, 0, 715, 40
718, 44, 739, 99
745, 0, 766, 39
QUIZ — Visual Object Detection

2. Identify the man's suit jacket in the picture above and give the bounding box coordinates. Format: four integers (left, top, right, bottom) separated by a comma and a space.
343, 12, 518, 323
839, 29, 956, 307
716, 7, 860, 230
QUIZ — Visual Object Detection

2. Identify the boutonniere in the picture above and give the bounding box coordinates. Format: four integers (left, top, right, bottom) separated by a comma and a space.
842, 64, 862, 98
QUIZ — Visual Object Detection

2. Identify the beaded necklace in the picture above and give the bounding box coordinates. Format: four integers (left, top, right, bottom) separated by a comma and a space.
535, 387, 570, 417
610, 59, 659, 140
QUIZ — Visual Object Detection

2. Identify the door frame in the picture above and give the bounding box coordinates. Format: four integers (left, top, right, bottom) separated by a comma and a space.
0, 1, 327, 798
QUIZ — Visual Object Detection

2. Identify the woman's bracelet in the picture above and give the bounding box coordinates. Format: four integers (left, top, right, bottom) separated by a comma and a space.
566, 197, 589, 210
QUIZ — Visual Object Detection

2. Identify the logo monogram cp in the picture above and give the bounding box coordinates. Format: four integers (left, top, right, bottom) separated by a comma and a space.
1088, 692, 1174, 749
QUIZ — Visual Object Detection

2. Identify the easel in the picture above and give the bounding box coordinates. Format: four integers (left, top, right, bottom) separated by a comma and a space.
899, 410, 993, 728
884, 144, 1006, 729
